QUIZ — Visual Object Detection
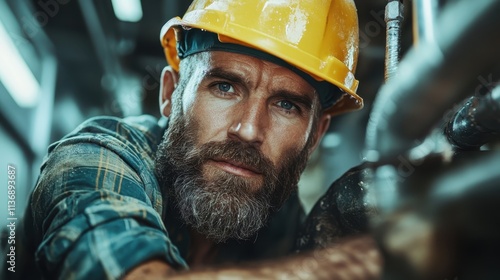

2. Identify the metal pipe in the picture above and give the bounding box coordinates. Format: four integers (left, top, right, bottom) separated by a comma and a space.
365, 0, 500, 161
412, 0, 438, 46
371, 151, 500, 279
445, 86, 500, 150
384, 0, 404, 81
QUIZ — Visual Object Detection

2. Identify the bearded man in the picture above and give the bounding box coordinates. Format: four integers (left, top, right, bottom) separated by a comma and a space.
23, 0, 381, 279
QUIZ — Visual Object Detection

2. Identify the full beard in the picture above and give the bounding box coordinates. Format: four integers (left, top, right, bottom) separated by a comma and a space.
155, 114, 313, 243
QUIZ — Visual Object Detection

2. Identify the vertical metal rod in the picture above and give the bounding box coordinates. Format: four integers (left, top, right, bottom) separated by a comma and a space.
384, 0, 405, 81
413, 0, 438, 46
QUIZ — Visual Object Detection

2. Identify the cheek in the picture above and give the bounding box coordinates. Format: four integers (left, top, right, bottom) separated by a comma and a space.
265, 120, 313, 165
188, 96, 234, 144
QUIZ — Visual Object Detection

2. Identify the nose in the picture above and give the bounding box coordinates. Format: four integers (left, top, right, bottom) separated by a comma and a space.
228, 99, 267, 146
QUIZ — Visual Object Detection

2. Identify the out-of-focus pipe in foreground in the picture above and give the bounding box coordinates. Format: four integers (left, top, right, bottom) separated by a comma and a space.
365, 0, 500, 161
371, 151, 500, 279
412, 0, 438, 46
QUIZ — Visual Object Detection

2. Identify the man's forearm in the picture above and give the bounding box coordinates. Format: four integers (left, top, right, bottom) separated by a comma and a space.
124, 235, 381, 280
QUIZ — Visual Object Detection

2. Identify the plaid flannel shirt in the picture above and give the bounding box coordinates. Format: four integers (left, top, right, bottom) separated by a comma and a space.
30, 115, 187, 279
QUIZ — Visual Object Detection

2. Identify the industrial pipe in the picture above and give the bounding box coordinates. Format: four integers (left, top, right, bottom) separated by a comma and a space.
365, 0, 500, 161
370, 151, 500, 279
412, 0, 438, 46
445, 85, 500, 150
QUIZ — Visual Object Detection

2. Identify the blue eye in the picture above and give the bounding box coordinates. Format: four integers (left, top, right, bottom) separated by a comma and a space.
278, 100, 295, 110
218, 83, 233, 92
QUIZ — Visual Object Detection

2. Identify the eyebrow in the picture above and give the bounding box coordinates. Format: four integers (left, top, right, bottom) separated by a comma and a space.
204, 67, 248, 87
204, 67, 315, 110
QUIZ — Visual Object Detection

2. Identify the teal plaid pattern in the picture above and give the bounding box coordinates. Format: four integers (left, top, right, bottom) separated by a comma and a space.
31, 115, 187, 279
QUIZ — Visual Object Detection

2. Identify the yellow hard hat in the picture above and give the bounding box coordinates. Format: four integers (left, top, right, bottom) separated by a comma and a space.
160, 0, 362, 115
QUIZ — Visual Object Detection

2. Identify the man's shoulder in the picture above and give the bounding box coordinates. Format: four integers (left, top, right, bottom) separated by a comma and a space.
50, 115, 166, 155
39, 115, 167, 184
35, 115, 168, 217
71, 114, 164, 142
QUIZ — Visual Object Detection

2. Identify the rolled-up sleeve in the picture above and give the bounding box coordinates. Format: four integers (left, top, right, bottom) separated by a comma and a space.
31, 116, 187, 279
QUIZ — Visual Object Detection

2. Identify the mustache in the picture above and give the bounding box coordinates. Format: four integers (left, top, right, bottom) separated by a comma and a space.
193, 139, 276, 176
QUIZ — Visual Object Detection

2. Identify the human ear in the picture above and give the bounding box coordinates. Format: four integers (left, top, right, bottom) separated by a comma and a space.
159, 66, 179, 118
310, 113, 332, 152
